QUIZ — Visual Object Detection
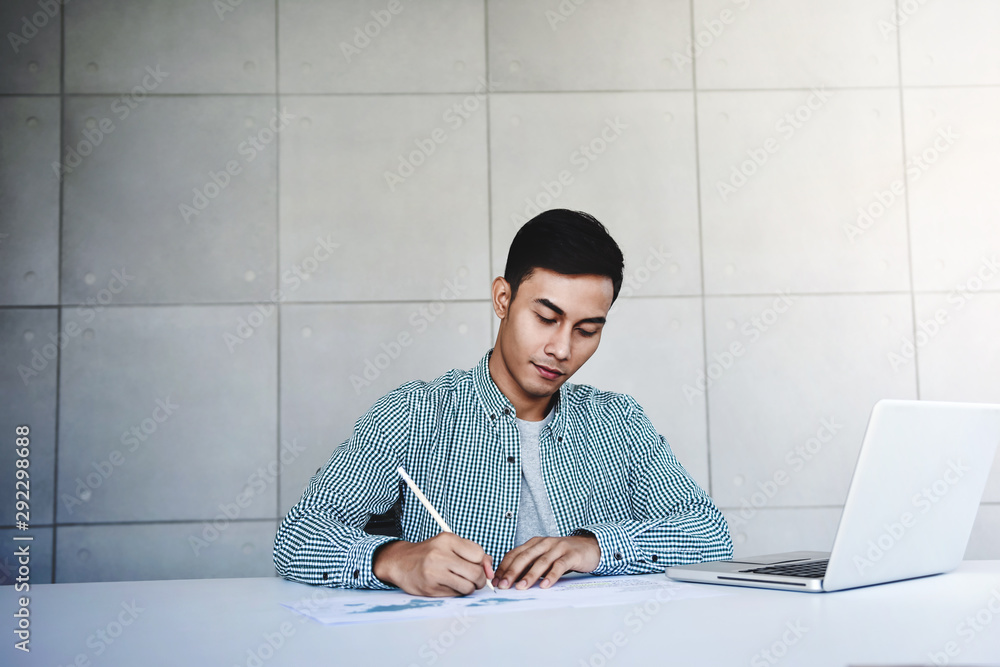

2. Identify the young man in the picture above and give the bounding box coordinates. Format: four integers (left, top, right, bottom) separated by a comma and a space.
273, 209, 732, 597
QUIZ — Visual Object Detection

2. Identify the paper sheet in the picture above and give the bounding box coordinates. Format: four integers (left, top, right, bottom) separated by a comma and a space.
283, 574, 729, 625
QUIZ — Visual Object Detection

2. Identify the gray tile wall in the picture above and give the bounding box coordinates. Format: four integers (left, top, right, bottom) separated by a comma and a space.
1, 0, 998, 583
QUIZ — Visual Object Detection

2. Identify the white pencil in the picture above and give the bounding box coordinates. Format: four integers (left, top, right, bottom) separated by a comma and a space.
396, 466, 496, 592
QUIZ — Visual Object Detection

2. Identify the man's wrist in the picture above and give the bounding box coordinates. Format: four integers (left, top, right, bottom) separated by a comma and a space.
571, 533, 601, 572
572, 523, 636, 574
372, 539, 406, 586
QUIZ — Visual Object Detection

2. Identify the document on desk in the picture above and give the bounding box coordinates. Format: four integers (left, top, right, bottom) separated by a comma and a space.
283, 574, 729, 626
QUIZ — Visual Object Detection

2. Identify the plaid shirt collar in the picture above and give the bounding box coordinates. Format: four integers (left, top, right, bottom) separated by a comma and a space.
472, 348, 567, 434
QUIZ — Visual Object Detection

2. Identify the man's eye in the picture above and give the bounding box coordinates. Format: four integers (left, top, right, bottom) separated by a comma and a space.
578, 329, 597, 338
536, 314, 556, 324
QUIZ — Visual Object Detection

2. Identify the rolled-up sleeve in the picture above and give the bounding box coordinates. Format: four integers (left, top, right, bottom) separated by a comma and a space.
273, 391, 407, 589
572, 399, 733, 574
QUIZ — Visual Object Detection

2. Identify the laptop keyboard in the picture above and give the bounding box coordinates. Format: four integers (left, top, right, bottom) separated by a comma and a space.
742, 559, 829, 578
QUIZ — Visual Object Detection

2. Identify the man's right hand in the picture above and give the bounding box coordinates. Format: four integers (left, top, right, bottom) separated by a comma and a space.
372, 533, 493, 597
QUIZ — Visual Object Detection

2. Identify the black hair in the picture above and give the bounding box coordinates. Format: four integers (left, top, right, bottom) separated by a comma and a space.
503, 209, 625, 303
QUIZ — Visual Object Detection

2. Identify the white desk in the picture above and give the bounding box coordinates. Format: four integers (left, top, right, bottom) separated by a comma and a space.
4, 561, 999, 666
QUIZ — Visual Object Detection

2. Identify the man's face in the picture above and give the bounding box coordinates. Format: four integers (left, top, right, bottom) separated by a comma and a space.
491, 268, 614, 410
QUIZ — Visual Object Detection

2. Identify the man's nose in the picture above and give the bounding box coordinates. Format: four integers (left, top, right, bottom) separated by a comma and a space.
546, 324, 571, 360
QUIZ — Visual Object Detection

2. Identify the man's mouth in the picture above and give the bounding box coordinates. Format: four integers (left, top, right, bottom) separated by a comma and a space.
532, 362, 564, 381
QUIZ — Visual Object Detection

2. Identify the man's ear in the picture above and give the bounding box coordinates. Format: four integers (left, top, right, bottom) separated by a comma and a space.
491, 277, 512, 319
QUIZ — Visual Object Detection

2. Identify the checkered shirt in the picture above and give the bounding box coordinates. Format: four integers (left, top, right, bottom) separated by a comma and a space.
273, 349, 733, 589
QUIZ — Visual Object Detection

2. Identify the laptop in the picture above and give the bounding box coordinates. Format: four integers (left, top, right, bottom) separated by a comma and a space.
667, 399, 1000, 592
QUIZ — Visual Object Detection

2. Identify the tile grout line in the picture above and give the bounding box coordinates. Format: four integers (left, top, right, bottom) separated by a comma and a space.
484, 0, 494, 281
8, 289, 989, 313
4, 83, 998, 99
51, 0, 66, 585
894, 0, 921, 401
688, 0, 714, 500
5, 518, 281, 530
274, 0, 282, 548
3, 498, 997, 530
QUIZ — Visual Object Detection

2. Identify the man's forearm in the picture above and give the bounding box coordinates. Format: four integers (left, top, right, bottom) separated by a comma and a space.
273, 504, 401, 589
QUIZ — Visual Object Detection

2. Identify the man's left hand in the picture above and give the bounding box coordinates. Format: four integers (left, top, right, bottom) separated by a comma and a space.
492, 535, 601, 590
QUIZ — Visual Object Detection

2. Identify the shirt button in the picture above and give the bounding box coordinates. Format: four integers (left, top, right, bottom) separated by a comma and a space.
503, 408, 511, 416
490, 414, 496, 420
353, 569, 360, 579
557, 436, 563, 442
505, 511, 513, 519
651, 555, 658, 563
506, 455, 515, 463
322, 572, 328, 580
614, 552, 622, 561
